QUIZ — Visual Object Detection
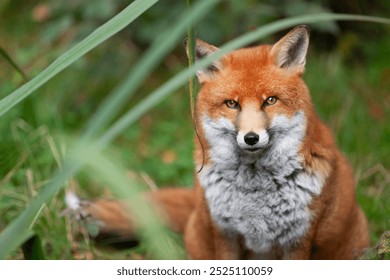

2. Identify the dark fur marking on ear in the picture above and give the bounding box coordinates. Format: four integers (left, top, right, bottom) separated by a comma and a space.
281, 35, 306, 68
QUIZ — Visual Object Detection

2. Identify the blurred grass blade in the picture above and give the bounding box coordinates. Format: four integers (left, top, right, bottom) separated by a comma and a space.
99, 13, 390, 146
185, 0, 198, 122
219, 13, 390, 52
0, 0, 218, 259
0, 12, 389, 260
83, 147, 185, 259
82, 0, 220, 140
22, 234, 45, 260
0, 47, 28, 81
0, 0, 159, 118
0, 160, 81, 259
186, 0, 203, 171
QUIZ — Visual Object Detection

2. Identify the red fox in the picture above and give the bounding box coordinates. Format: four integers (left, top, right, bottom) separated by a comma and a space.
72, 26, 369, 259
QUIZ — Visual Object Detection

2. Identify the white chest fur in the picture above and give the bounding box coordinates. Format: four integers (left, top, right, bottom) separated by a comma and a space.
199, 113, 324, 254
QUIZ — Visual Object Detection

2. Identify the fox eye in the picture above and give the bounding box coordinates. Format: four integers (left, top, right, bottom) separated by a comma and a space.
264, 96, 277, 106
225, 100, 239, 109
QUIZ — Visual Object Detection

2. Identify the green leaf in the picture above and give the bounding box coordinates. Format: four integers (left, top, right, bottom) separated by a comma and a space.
0, 0, 159, 118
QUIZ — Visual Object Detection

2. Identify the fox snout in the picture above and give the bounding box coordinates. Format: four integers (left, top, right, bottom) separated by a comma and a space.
235, 105, 270, 153
237, 129, 270, 153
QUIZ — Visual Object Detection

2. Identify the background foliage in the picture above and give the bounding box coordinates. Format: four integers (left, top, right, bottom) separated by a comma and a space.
0, 0, 389, 259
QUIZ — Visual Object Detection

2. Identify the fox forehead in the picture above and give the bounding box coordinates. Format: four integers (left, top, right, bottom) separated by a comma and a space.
200, 45, 307, 102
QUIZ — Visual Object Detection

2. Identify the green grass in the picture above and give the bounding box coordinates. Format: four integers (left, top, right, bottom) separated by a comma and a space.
0, 0, 389, 259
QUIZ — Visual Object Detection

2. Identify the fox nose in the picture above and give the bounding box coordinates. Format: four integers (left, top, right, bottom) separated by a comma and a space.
244, 132, 259, 146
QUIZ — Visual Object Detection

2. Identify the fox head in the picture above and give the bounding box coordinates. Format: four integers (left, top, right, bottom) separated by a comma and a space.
187, 26, 315, 163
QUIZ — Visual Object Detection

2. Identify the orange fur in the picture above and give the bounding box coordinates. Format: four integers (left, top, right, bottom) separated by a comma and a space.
77, 26, 369, 259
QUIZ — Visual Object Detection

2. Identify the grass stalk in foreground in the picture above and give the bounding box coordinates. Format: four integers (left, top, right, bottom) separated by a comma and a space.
0, 12, 389, 259
0, 0, 159, 118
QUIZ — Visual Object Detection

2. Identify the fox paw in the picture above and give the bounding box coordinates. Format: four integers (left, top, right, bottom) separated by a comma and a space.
63, 191, 138, 246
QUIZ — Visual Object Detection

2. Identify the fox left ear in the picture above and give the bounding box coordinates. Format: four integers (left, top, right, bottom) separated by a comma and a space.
184, 38, 222, 83
270, 25, 310, 74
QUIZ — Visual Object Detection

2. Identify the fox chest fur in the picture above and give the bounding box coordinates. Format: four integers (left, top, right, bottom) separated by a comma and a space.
198, 112, 325, 254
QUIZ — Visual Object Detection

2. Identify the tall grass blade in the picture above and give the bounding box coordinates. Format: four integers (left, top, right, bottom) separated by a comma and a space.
0, 47, 28, 81
0, 0, 159, 118
185, 0, 198, 126
0, 160, 80, 259
99, 13, 390, 146
82, 0, 221, 140
0, 0, 219, 259
0, 12, 388, 259
83, 147, 184, 259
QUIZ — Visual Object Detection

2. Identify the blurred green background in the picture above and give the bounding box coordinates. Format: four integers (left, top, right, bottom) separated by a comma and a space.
0, 0, 389, 259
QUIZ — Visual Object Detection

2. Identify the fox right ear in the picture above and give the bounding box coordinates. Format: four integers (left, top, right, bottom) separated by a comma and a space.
270, 25, 310, 74
184, 38, 222, 83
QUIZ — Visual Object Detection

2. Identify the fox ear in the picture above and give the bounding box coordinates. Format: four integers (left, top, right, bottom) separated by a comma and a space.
270, 25, 310, 74
184, 38, 222, 83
